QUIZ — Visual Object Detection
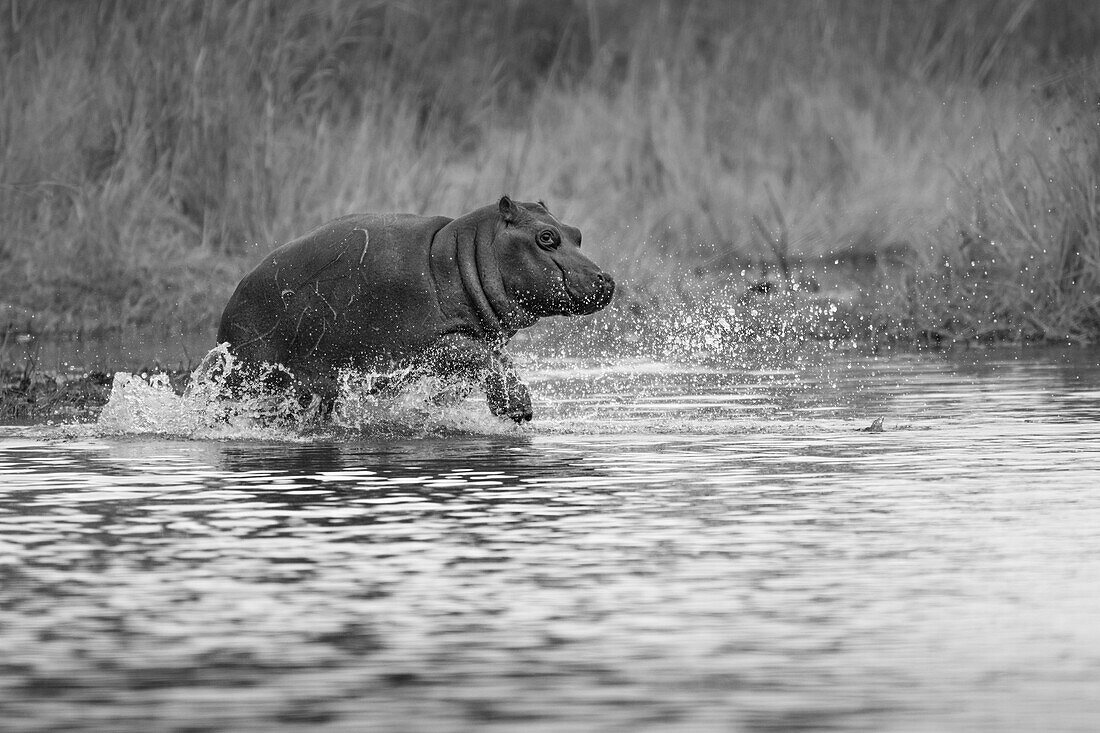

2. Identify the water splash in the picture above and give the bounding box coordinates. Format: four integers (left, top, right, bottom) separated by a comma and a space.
94, 344, 518, 439
76, 284, 862, 440
527, 281, 855, 371
329, 367, 517, 437
96, 345, 295, 439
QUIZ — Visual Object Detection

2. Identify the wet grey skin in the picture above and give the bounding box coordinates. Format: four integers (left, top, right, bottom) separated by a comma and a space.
216, 196, 615, 422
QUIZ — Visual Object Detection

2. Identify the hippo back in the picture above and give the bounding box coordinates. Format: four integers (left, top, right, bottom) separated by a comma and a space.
217, 213, 453, 372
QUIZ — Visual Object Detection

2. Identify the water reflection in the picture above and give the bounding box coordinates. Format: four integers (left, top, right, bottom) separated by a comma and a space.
1, 348, 1100, 732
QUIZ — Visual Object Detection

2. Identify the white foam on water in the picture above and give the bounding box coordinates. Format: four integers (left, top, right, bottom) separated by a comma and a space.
328, 367, 523, 438
92, 344, 525, 440
95, 346, 305, 441
85, 346, 829, 441
79, 334, 852, 442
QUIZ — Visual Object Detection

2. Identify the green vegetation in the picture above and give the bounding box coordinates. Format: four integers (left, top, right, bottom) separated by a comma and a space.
1, 364, 114, 423
2, 0, 1098, 342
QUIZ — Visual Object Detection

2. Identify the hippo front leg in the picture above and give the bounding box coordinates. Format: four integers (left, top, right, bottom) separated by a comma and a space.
483, 352, 532, 423
422, 334, 532, 423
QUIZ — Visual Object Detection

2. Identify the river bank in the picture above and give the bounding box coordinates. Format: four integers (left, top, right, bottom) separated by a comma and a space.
3, 2, 1098, 346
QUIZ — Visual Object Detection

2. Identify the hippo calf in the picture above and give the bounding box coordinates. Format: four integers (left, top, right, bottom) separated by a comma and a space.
216, 196, 614, 422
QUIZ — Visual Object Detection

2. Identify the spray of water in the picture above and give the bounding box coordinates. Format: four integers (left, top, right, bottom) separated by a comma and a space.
95, 344, 515, 439
85, 285, 860, 440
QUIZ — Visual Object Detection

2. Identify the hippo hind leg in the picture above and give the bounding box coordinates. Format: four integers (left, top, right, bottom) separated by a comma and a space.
217, 341, 287, 400
216, 341, 337, 420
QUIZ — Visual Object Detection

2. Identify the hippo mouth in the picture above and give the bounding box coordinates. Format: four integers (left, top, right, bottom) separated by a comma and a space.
560, 265, 614, 316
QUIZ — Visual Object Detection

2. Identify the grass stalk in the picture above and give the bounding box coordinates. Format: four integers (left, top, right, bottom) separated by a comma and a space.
1, 0, 1098, 343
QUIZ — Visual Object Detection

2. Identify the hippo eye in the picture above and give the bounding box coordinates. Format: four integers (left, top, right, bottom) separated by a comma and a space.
538, 230, 560, 250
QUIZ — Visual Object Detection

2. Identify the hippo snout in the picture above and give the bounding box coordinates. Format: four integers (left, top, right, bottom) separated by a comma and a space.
568, 269, 614, 315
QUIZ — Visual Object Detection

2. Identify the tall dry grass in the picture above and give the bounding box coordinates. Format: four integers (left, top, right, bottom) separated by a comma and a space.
890, 112, 1100, 342
1, 0, 1098, 341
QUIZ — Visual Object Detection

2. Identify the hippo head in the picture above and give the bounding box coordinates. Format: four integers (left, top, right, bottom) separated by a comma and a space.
493, 196, 614, 318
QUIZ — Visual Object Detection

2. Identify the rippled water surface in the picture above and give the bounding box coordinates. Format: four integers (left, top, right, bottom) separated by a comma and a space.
3, 347, 1100, 732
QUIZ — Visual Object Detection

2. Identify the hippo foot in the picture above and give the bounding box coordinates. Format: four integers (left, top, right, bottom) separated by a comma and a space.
486, 372, 532, 423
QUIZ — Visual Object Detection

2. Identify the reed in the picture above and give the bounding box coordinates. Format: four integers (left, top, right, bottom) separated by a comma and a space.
889, 108, 1100, 343
1, 0, 1098, 342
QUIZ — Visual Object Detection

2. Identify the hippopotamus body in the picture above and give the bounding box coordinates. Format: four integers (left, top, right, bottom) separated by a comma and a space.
216, 196, 614, 421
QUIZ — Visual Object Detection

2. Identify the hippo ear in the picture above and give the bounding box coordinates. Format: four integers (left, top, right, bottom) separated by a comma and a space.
498, 195, 521, 224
